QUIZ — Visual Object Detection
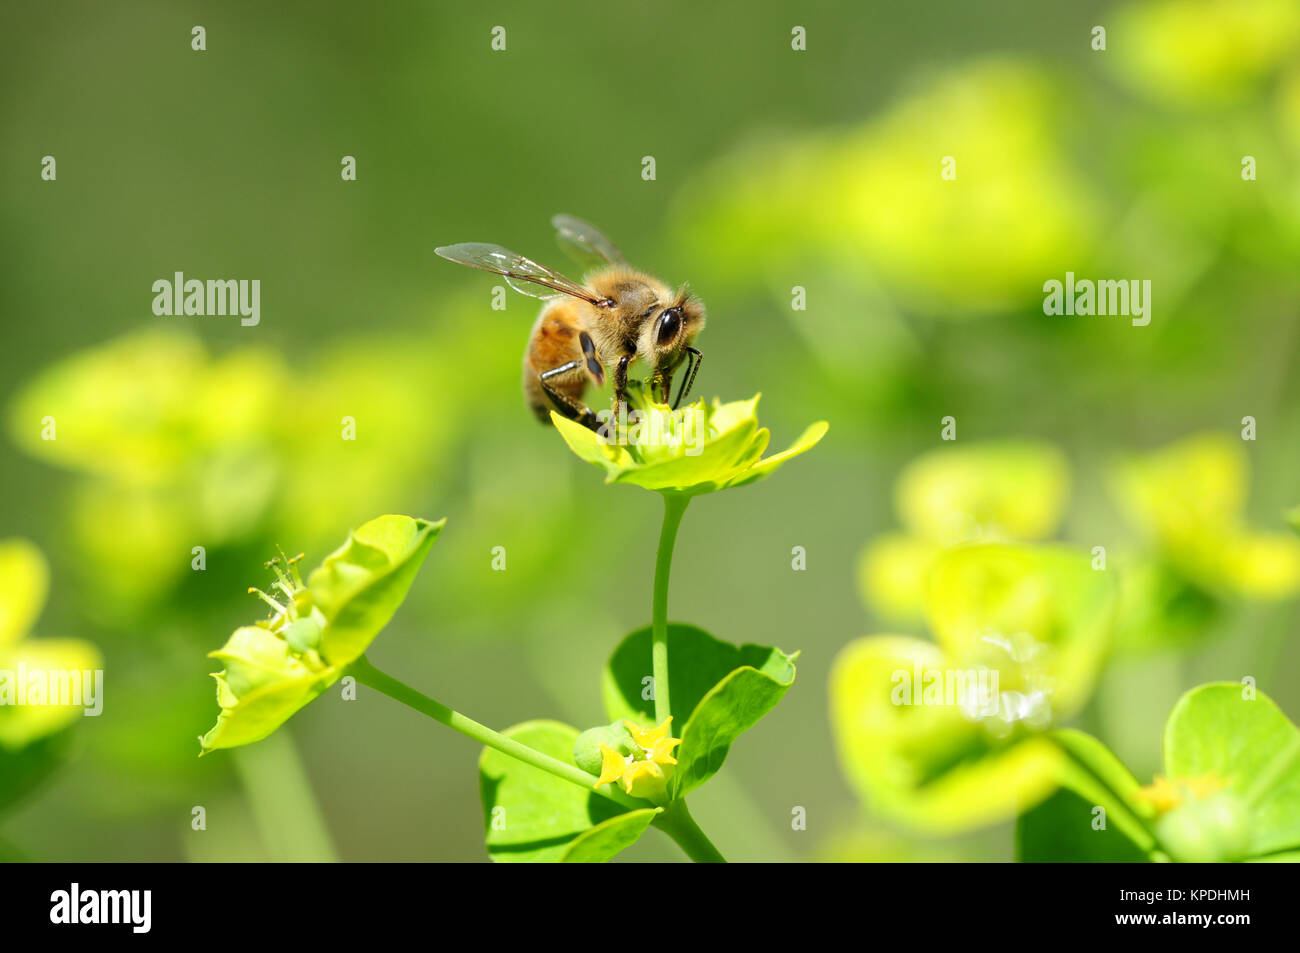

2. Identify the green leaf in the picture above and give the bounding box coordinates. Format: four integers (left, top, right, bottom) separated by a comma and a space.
309, 515, 445, 667
604, 623, 793, 725
559, 809, 660, 863
1016, 787, 1150, 862
1164, 683, 1300, 857
479, 720, 648, 863
0, 732, 69, 814
673, 665, 796, 797
1029, 729, 1158, 858
603, 623, 796, 796
1053, 729, 1146, 812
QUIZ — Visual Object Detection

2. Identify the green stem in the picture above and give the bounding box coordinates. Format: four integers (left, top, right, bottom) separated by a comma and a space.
646, 495, 729, 863
654, 800, 727, 863
232, 729, 338, 862
348, 655, 644, 811
653, 493, 690, 725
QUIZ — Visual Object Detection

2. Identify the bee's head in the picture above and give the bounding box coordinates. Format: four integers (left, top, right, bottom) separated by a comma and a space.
644, 292, 705, 375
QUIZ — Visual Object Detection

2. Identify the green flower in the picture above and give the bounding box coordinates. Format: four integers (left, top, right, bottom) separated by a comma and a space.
200, 515, 443, 753
858, 441, 1069, 622
5, 331, 288, 615
5, 326, 476, 617
550, 382, 827, 496
674, 60, 1100, 318
1110, 433, 1300, 598
1106, 433, 1300, 652
1110, 0, 1300, 106
831, 542, 1115, 832
0, 539, 103, 750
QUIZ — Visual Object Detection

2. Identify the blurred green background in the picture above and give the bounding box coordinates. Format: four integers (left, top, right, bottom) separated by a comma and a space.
2, 0, 1299, 861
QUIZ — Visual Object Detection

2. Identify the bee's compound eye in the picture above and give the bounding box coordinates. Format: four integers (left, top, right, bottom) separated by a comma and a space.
656, 308, 682, 346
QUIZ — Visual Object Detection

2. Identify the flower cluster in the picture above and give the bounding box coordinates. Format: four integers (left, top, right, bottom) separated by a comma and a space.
591, 717, 683, 802
551, 382, 827, 496
200, 515, 442, 752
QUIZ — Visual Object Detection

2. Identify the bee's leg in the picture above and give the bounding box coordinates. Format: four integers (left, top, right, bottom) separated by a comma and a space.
672, 347, 703, 409
539, 362, 602, 433
610, 354, 635, 441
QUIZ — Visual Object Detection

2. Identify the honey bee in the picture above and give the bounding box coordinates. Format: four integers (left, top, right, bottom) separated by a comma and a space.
436, 215, 704, 432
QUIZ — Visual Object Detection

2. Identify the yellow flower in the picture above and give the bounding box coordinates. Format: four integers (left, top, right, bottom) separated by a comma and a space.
858, 441, 1069, 622
1136, 768, 1250, 861
1134, 772, 1227, 815
0, 539, 102, 750
552, 383, 826, 497
593, 717, 682, 801
1110, 433, 1300, 600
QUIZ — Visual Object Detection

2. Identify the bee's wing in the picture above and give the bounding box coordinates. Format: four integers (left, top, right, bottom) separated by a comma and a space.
552, 214, 626, 270
435, 242, 611, 305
